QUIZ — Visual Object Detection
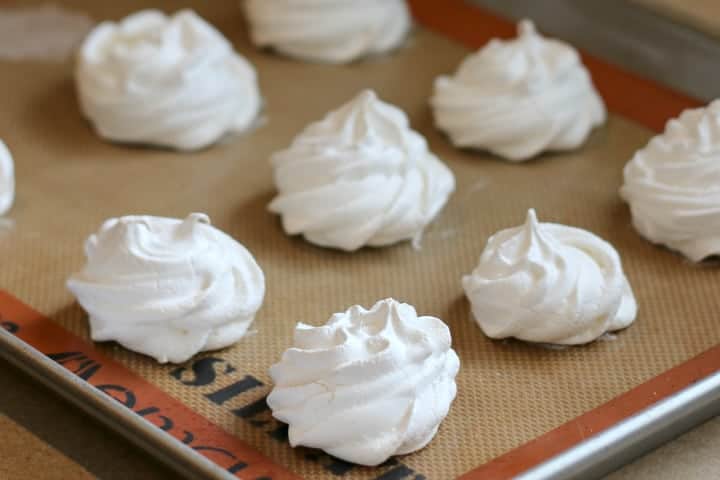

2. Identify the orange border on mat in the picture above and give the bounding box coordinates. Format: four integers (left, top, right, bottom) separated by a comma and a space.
457, 345, 720, 479
408, 0, 703, 132
0, 2, 714, 480
406, 0, 712, 478
0, 291, 301, 480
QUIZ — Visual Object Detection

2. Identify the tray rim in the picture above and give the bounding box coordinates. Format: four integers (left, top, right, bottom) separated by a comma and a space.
0, 327, 232, 480
0, 290, 300, 480
2, 298, 720, 480
520, 370, 720, 479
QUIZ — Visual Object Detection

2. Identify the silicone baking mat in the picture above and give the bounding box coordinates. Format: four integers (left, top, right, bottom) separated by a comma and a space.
1, 0, 718, 479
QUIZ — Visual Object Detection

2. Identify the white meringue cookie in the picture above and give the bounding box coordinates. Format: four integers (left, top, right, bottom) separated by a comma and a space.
620, 100, 720, 261
76, 9, 261, 151
268, 89, 455, 251
67, 213, 265, 363
431, 20, 606, 161
462, 209, 637, 345
267, 298, 459, 466
0, 140, 14, 216
243, 0, 411, 64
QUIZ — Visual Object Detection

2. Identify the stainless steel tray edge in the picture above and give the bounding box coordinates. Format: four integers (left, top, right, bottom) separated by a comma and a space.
3, 325, 720, 480
519, 370, 720, 479
0, 328, 233, 480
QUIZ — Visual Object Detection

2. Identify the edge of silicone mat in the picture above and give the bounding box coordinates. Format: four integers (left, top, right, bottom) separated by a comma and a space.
407, 0, 710, 478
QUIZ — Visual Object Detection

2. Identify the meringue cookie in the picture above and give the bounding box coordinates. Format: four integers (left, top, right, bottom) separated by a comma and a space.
462, 209, 637, 345
0, 140, 14, 215
76, 9, 261, 151
431, 20, 606, 161
267, 298, 459, 466
268, 89, 455, 251
243, 0, 411, 64
620, 100, 720, 261
67, 213, 265, 363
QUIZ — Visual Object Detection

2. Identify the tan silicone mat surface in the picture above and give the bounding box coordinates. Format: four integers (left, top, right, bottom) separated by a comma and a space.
1, 1, 719, 479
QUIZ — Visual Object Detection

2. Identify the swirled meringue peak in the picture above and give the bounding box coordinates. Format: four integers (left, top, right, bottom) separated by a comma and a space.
67, 213, 265, 363
462, 210, 637, 345
620, 100, 720, 261
267, 298, 459, 466
0, 140, 14, 216
243, 0, 411, 64
431, 20, 606, 161
76, 9, 261, 151
268, 90, 455, 251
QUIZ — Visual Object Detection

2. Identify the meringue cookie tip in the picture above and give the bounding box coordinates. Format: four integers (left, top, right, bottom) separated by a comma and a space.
517, 18, 536, 36
525, 207, 539, 225
357, 88, 378, 103
0, 140, 15, 216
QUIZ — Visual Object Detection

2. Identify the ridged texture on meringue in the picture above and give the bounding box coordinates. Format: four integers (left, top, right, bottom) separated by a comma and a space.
620, 100, 720, 261
267, 298, 459, 466
268, 90, 455, 251
0, 140, 14, 216
463, 209, 637, 345
67, 213, 265, 363
243, 0, 411, 64
76, 9, 261, 151
431, 20, 606, 161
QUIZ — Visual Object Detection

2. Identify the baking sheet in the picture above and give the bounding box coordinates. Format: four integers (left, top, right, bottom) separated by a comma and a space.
0, 1, 718, 479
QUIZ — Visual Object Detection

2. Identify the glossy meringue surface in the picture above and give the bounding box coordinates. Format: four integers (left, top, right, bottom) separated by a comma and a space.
267, 298, 460, 466
268, 89, 455, 251
67, 213, 265, 363
431, 20, 605, 161
0, 140, 14, 216
76, 9, 261, 151
463, 210, 637, 345
621, 100, 720, 261
243, 0, 411, 64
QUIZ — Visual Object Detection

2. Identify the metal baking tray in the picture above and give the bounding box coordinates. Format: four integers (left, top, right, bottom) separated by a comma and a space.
2, 1, 719, 478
